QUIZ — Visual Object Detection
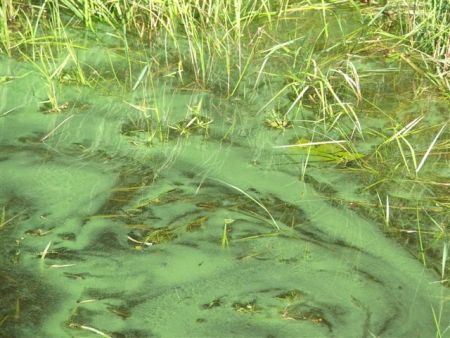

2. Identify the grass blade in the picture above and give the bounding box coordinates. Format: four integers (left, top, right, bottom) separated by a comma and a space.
416, 123, 447, 174
211, 178, 279, 230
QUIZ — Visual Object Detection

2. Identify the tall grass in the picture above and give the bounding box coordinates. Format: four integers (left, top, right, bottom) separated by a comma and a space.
372, 0, 450, 93
2, 1, 292, 95
39, 0, 288, 92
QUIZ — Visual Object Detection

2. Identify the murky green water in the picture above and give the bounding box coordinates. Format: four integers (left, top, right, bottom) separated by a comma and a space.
1, 4, 449, 338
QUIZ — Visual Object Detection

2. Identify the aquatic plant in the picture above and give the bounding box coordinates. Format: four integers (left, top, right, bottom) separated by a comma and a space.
1, 1, 449, 337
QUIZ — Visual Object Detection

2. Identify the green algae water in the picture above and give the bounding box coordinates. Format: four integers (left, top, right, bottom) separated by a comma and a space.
1, 2, 449, 338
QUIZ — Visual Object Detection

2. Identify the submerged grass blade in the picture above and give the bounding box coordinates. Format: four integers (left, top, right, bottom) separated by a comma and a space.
273, 139, 347, 149
0, 210, 23, 230
416, 207, 426, 266
222, 224, 229, 248
431, 305, 442, 338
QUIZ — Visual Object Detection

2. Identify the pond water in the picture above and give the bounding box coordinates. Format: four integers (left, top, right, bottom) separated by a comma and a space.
1, 2, 449, 338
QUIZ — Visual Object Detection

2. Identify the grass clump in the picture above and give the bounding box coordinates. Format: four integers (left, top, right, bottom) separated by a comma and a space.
366, 0, 450, 93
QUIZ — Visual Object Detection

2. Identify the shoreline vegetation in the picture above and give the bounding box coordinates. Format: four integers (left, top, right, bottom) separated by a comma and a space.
1, 0, 449, 336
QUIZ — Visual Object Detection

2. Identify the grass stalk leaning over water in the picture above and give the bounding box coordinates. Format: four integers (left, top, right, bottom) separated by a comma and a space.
212, 178, 280, 231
